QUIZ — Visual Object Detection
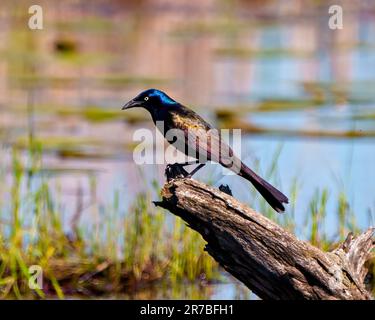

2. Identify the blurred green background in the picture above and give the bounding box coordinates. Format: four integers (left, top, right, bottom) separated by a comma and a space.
0, 0, 374, 299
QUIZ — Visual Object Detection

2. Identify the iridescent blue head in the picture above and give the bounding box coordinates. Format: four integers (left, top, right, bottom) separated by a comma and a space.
122, 89, 178, 112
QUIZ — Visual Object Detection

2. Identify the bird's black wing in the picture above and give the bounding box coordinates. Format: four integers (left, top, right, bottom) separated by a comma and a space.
166, 104, 289, 213
168, 104, 212, 131
165, 105, 212, 161
167, 105, 241, 168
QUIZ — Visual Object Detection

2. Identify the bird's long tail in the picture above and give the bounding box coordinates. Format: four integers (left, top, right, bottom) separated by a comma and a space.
239, 163, 289, 213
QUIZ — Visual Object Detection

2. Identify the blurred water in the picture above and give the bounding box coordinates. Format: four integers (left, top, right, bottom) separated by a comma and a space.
0, 0, 375, 299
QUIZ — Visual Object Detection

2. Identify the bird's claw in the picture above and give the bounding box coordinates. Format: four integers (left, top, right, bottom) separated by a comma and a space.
165, 163, 190, 182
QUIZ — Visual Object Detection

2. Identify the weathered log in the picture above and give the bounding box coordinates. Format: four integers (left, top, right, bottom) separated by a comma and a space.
155, 178, 374, 300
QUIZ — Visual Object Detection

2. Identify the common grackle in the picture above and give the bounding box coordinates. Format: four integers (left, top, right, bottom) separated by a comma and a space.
122, 89, 288, 213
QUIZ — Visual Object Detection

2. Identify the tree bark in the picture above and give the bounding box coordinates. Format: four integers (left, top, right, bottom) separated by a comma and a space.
155, 178, 374, 300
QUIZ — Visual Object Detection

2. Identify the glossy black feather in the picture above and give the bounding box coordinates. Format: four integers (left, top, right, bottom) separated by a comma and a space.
122, 89, 289, 213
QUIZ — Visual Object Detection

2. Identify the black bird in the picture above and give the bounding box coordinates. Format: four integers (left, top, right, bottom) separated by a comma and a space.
122, 89, 289, 213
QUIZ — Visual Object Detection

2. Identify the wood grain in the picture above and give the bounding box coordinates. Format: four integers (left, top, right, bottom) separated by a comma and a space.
155, 178, 374, 300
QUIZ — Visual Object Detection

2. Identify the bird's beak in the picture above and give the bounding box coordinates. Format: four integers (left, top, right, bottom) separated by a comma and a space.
121, 99, 142, 110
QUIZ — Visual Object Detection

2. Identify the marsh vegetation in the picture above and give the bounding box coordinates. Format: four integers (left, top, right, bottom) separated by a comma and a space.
0, 0, 374, 299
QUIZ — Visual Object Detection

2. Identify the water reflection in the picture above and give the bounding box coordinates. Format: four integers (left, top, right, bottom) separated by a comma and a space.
0, 0, 374, 299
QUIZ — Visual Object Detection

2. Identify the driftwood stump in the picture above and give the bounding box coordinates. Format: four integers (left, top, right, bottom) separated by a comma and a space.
155, 178, 374, 300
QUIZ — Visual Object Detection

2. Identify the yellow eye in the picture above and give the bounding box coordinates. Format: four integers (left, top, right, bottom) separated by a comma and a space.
144, 97, 149, 101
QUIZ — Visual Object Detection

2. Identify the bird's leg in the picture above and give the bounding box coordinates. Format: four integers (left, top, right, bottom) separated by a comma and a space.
186, 163, 206, 178
165, 163, 190, 181
165, 161, 205, 181
179, 160, 200, 167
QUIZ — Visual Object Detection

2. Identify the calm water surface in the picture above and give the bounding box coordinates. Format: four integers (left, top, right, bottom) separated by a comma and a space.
0, 0, 374, 299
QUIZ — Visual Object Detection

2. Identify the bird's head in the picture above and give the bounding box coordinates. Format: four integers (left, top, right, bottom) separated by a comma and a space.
122, 89, 177, 112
